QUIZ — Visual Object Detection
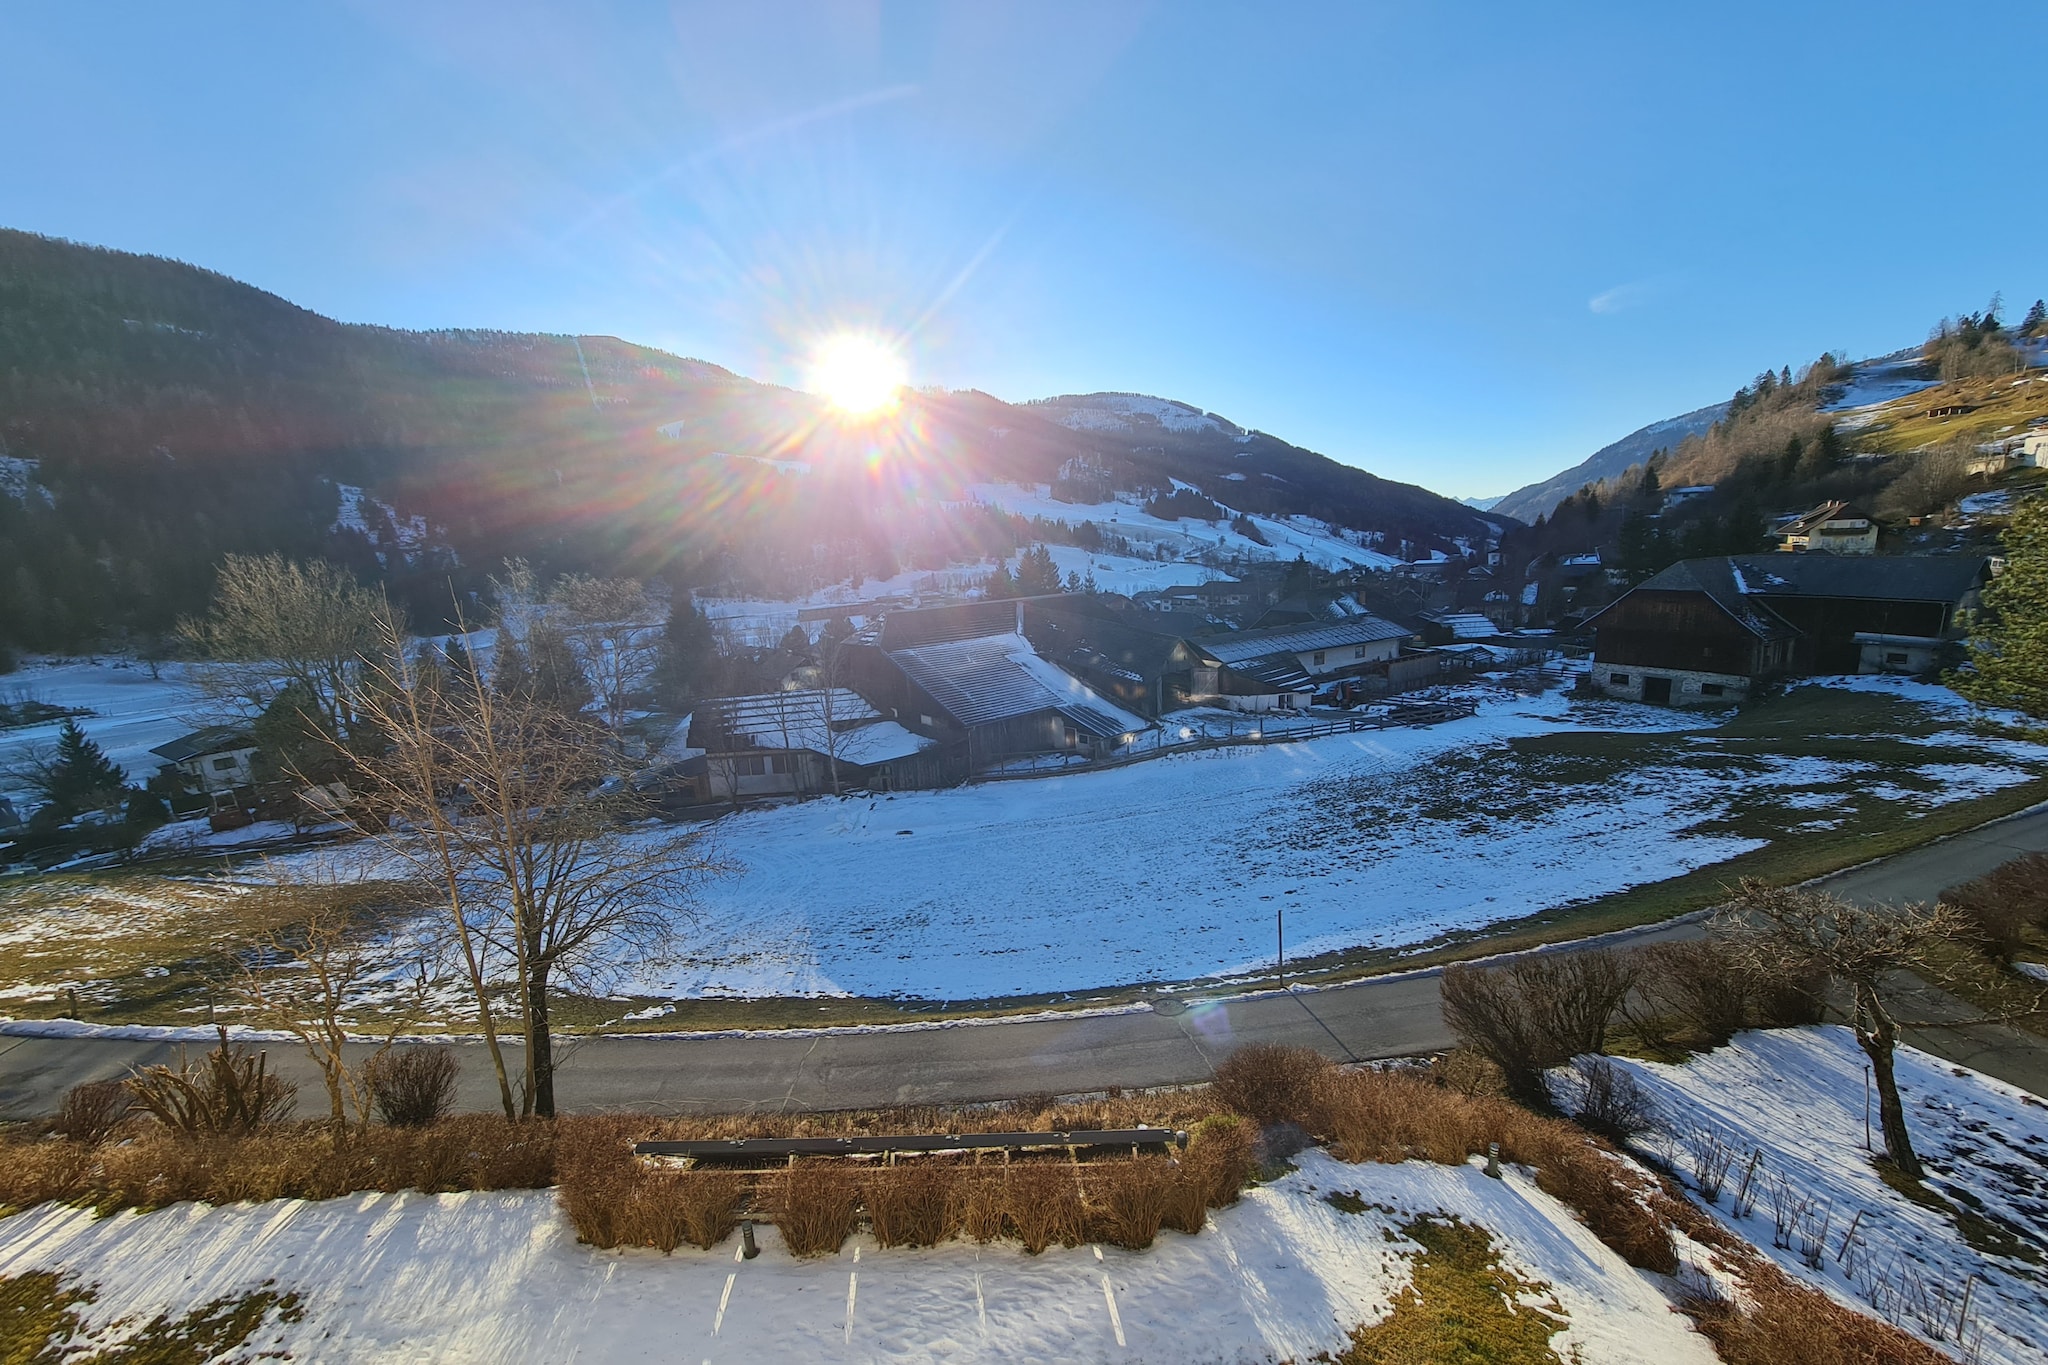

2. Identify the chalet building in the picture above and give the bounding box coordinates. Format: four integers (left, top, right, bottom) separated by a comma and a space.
1199, 617, 1414, 697
687, 688, 943, 797
1586, 555, 1989, 705
845, 601, 1153, 774
150, 727, 260, 795
1015, 598, 1296, 715
1776, 501, 1878, 555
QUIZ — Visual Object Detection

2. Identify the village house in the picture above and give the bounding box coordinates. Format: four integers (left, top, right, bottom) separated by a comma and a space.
1015, 598, 1302, 715
687, 688, 943, 798
149, 727, 260, 796
1586, 554, 1988, 705
1198, 616, 1415, 700
844, 601, 1154, 774
1776, 501, 1879, 555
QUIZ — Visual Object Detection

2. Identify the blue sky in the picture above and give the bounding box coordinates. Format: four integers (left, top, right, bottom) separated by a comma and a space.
4, 2, 2044, 499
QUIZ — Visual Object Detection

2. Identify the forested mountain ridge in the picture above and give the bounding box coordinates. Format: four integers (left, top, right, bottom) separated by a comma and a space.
0, 228, 1496, 651
1491, 402, 1727, 523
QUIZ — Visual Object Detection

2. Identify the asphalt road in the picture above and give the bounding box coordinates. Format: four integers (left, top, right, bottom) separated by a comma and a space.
6, 803, 2048, 1118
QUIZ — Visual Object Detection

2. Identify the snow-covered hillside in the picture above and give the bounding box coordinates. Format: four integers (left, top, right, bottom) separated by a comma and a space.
970, 482, 1403, 572
1604, 1029, 2048, 1365
0, 1149, 1720, 1364
0, 660, 208, 805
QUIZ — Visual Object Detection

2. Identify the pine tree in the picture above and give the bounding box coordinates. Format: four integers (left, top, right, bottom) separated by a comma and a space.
2024, 299, 2048, 338
492, 634, 535, 698
49, 718, 126, 814
653, 598, 717, 708
528, 621, 594, 716
1957, 497, 2048, 718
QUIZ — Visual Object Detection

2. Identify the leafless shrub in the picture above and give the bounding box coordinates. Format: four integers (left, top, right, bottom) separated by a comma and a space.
1441, 950, 1637, 1106
951, 1170, 1007, 1243
767, 1159, 859, 1257
1083, 1157, 1176, 1250
1731, 1149, 1764, 1220
1635, 940, 1751, 1044
1942, 852, 2048, 962
124, 1031, 297, 1137
366, 1047, 460, 1128
623, 1169, 748, 1254
1179, 1115, 1256, 1209
1567, 1057, 1659, 1141
1769, 1173, 1815, 1251
1209, 1044, 1333, 1127
1003, 1162, 1084, 1255
862, 1162, 959, 1248
55, 1079, 132, 1145
1686, 1126, 1737, 1203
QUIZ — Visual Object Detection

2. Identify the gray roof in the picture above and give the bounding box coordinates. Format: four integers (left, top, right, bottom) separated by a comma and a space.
1201, 616, 1413, 664
149, 726, 257, 764
887, 632, 1150, 738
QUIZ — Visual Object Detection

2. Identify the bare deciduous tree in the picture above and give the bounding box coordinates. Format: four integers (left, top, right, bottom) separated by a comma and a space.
1714, 881, 1983, 1181
333, 611, 717, 1120
179, 553, 387, 735
549, 574, 661, 733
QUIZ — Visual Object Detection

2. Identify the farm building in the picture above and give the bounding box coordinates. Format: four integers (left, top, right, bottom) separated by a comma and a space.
845, 601, 1153, 774
1586, 555, 1988, 705
1199, 616, 1415, 696
687, 688, 944, 797
1018, 597, 1307, 715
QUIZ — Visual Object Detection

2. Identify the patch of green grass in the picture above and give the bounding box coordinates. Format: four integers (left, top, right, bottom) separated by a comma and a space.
1338, 1215, 1568, 1365
0, 1270, 301, 1365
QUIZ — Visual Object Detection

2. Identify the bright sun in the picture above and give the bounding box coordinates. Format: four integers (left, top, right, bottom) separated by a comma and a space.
809, 333, 906, 416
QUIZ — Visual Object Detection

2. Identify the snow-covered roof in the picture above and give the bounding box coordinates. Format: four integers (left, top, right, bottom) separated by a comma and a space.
1425, 613, 1500, 640
888, 632, 1149, 738
829, 720, 938, 766
1201, 617, 1412, 664
149, 726, 257, 763
707, 689, 881, 744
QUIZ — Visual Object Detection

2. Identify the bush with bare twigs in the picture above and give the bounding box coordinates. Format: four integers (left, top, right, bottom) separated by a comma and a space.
862, 1162, 959, 1248
1440, 950, 1637, 1106
1942, 851, 2048, 963
366, 1047, 461, 1128
1632, 940, 1751, 1045
768, 1159, 861, 1257
54, 1079, 132, 1145
1209, 1043, 1334, 1127
1083, 1156, 1178, 1250
1564, 1056, 1660, 1142
1003, 1161, 1085, 1254
123, 1031, 297, 1137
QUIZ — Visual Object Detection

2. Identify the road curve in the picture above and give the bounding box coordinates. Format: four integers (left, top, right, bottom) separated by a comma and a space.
6, 804, 2048, 1118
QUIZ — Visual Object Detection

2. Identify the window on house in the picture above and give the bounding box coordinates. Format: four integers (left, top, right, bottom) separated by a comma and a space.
733, 756, 766, 777
1885, 652, 1908, 666
211, 756, 239, 772
1312, 650, 1326, 665
1609, 673, 1629, 685
1354, 646, 1368, 658
768, 755, 793, 775
1700, 683, 1725, 697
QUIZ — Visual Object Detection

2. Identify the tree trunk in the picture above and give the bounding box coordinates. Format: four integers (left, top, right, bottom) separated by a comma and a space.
526, 962, 556, 1119
1854, 982, 1921, 1181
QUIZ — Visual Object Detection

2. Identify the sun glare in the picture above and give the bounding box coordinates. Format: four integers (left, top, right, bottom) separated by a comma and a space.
809, 333, 906, 416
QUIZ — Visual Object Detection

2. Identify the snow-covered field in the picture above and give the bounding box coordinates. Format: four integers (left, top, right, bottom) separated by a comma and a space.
1005, 543, 1227, 594
0, 660, 209, 805
0, 1148, 1718, 1365
626, 680, 2040, 1001
1823, 355, 1943, 424
1609, 1028, 2048, 1365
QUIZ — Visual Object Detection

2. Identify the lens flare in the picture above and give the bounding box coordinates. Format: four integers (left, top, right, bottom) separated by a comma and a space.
808, 332, 906, 416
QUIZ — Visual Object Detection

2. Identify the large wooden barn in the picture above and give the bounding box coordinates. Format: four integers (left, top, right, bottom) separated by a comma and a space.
1585, 555, 1989, 705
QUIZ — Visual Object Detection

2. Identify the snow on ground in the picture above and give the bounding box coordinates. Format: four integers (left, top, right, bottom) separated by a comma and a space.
1962, 490, 2014, 516
1005, 544, 1227, 594
698, 565, 996, 648
969, 482, 1401, 573
621, 689, 1795, 1000
1607, 1028, 2048, 1365
1041, 393, 1226, 435
0, 660, 209, 805
1823, 356, 1943, 420
0, 1148, 1719, 1365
